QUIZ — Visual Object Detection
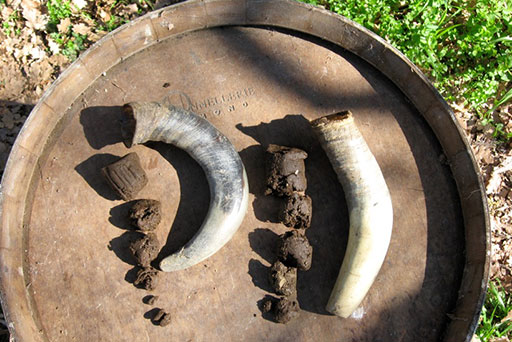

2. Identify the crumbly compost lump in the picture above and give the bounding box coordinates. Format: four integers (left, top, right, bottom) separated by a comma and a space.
275, 297, 299, 324
263, 297, 299, 324
265, 144, 308, 197
130, 232, 160, 267
154, 309, 172, 327
269, 260, 297, 297
262, 299, 273, 313
129, 199, 162, 232
102, 152, 148, 200
144, 295, 159, 305
278, 230, 313, 271
279, 193, 312, 229
134, 266, 159, 291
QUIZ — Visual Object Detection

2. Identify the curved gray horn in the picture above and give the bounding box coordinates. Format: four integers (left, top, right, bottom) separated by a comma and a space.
122, 102, 249, 272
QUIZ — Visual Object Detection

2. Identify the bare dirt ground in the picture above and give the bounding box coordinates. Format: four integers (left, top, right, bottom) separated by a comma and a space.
0, 0, 511, 341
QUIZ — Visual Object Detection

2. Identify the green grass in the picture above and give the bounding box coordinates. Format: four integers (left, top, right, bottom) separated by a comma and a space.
301, 0, 512, 141
476, 281, 512, 341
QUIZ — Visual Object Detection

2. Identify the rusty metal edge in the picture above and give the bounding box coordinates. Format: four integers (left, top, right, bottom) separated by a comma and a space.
0, 0, 489, 341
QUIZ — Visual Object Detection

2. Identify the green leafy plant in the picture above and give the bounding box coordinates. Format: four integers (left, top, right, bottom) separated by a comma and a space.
43, 0, 150, 60
2, 9, 21, 36
44, 0, 92, 60
50, 31, 87, 60
476, 281, 512, 341
95, 0, 145, 33
46, 0, 73, 31
96, 14, 128, 32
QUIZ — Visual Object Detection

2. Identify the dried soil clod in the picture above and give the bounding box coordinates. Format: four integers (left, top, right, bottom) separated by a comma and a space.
262, 299, 273, 313
134, 267, 159, 291
130, 233, 160, 267
265, 144, 308, 197
144, 295, 159, 305
153, 309, 171, 326
269, 260, 297, 296
274, 297, 299, 324
154, 309, 165, 321
279, 193, 312, 229
129, 199, 162, 232
278, 230, 313, 271
102, 152, 148, 200
159, 312, 172, 327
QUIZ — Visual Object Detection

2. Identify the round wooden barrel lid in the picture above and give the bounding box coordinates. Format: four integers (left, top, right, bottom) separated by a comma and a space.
0, 0, 489, 341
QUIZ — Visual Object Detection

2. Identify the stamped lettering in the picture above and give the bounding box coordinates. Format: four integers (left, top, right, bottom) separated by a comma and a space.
161, 87, 256, 118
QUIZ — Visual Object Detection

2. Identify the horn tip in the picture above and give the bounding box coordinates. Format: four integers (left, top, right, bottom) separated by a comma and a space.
159, 253, 191, 272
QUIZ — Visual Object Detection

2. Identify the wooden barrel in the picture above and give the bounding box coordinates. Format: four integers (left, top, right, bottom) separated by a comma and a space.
0, 0, 489, 341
